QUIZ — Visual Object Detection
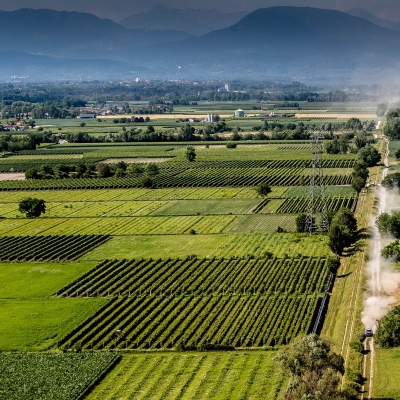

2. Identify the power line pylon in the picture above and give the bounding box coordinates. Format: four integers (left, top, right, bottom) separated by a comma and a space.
305, 133, 329, 233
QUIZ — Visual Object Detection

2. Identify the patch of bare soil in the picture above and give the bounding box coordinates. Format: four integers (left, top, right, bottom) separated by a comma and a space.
0, 173, 26, 181
100, 158, 171, 164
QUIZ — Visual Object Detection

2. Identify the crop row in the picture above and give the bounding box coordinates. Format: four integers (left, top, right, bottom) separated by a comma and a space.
87, 353, 284, 400
0, 235, 110, 261
0, 352, 119, 400
0, 187, 257, 203
59, 293, 320, 350
212, 232, 331, 259
158, 159, 354, 170
56, 257, 330, 298
274, 196, 356, 214
0, 171, 352, 190
0, 157, 102, 172
0, 215, 238, 236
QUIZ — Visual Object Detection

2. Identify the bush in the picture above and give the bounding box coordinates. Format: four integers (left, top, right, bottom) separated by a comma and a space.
349, 341, 364, 354
141, 176, 153, 188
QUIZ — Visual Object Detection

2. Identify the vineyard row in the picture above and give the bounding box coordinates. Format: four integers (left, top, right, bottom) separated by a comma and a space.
56, 257, 330, 298
273, 196, 356, 214
0, 235, 110, 262
59, 293, 320, 350
0, 169, 352, 191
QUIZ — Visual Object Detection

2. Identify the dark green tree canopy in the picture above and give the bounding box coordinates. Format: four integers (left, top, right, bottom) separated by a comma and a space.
375, 306, 400, 348
376, 211, 400, 238
357, 145, 381, 167
381, 239, 400, 261
145, 163, 160, 175
185, 146, 196, 162
384, 109, 400, 139
382, 172, 400, 191
351, 176, 366, 194
96, 163, 112, 178
18, 197, 46, 218
295, 214, 307, 233
275, 334, 346, 400
256, 183, 272, 197
328, 208, 357, 256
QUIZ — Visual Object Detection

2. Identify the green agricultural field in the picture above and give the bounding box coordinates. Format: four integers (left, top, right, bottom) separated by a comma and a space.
0, 261, 96, 297
373, 348, 400, 399
285, 185, 356, 197
0, 135, 361, 398
152, 198, 260, 215
57, 257, 328, 350
0, 258, 106, 351
0, 187, 284, 203
81, 234, 230, 260
87, 352, 286, 400
0, 352, 119, 400
226, 214, 297, 233
212, 232, 331, 259
82, 232, 331, 260
0, 298, 106, 351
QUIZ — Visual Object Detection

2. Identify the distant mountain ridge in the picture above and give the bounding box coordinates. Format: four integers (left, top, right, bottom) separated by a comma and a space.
346, 8, 400, 31
119, 5, 247, 35
0, 8, 190, 56
1, 6, 400, 83
140, 6, 400, 81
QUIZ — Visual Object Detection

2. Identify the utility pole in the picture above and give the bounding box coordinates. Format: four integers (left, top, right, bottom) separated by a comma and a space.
305, 133, 329, 233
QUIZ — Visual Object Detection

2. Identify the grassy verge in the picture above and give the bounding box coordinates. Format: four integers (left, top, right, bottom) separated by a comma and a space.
373, 348, 400, 399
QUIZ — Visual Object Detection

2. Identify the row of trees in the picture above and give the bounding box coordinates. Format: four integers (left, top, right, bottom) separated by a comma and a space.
383, 108, 400, 139
25, 161, 162, 180
326, 132, 377, 156
351, 161, 369, 194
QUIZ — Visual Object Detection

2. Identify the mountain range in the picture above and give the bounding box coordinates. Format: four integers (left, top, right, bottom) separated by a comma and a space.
120, 5, 246, 36
1, 6, 400, 83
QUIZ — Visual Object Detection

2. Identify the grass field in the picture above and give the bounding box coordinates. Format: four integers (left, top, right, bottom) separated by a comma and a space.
373, 348, 400, 399
81, 232, 331, 260
87, 352, 286, 400
0, 261, 96, 297
81, 234, 231, 260
0, 259, 106, 351
0, 298, 106, 351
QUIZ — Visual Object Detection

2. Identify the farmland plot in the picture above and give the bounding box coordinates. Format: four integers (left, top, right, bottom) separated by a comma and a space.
87, 352, 285, 400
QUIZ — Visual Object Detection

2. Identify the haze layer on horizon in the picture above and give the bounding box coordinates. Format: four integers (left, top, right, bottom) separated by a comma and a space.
0, 0, 399, 22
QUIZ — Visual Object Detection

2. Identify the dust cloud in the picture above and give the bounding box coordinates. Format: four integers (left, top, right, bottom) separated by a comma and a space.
361, 149, 400, 331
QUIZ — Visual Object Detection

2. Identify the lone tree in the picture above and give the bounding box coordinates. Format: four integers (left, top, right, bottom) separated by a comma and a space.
357, 145, 381, 167
275, 334, 346, 400
328, 208, 357, 256
185, 146, 196, 162
19, 197, 46, 218
256, 183, 272, 197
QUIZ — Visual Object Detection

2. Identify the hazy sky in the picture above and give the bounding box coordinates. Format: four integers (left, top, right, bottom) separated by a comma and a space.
0, 0, 399, 21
